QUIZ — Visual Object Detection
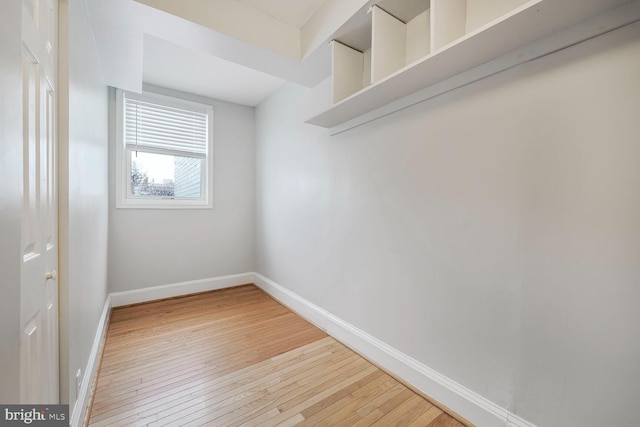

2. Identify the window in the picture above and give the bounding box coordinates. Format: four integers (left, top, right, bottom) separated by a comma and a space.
116, 89, 213, 208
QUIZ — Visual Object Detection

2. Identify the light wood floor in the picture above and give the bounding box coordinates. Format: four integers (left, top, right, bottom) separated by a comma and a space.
88, 285, 468, 427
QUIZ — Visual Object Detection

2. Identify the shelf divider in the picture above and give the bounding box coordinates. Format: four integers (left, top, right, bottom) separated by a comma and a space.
331, 41, 367, 104
406, 7, 431, 65
371, 6, 407, 83
431, 0, 467, 51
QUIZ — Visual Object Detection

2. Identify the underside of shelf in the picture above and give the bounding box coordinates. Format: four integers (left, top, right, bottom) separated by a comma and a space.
307, 0, 632, 128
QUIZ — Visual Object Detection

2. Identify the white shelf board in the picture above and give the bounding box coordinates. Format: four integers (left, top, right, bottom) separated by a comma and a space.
306, 0, 631, 128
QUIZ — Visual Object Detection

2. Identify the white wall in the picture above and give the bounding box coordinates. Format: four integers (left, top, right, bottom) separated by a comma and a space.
108, 86, 256, 293
255, 22, 640, 427
0, 0, 24, 403
58, 0, 109, 408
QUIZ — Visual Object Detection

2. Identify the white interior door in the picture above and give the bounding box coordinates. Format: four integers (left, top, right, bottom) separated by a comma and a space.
20, 0, 59, 404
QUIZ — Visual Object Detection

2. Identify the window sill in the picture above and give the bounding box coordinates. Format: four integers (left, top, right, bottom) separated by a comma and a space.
116, 199, 213, 210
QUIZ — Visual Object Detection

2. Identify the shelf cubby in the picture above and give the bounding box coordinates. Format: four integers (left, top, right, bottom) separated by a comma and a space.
371, 3, 431, 83
331, 41, 371, 104
431, 0, 530, 51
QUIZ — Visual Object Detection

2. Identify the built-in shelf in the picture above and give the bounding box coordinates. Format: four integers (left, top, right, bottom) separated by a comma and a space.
307, 0, 631, 128
371, 4, 431, 83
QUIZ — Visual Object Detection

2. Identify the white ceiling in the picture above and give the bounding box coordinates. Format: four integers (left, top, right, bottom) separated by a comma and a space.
237, 0, 327, 28
143, 36, 285, 106
87, 0, 367, 106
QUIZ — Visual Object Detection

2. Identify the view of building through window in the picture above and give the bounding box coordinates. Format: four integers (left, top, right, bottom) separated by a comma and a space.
130, 151, 201, 198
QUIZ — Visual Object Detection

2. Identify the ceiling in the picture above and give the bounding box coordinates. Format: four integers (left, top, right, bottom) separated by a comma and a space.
237, 0, 327, 28
87, 0, 370, 106
143, 36, 285, 107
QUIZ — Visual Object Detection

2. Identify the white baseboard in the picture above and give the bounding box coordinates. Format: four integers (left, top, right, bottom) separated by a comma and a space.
71, 273, 253, 426
75, 272, 535, 427
70, 294, 111, 427
253, 273, 536, 427
109, 273, 254, 307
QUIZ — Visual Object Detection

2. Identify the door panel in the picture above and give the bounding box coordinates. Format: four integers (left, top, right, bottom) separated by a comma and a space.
20, 0, 58, 404
45, 290, 59, 401
44, 81, 55, 250
22, 50, 40, 259
22, 313, 43, 404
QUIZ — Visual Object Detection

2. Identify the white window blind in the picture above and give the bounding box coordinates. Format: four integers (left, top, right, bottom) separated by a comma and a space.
124, 93, 208, 159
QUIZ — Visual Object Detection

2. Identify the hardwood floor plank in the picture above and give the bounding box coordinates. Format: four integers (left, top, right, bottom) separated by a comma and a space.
411, 405, 444, 426
323, 378, 400, 427
145, 348, 361, 426
100, 313, 318, 372
88, 285, 468, 427
95, 328, 328, 414
428, 412, 469, 427
178, 361, 377, 427
308, 375, 397, 426
94, 326, 331, 400
370, 394, 428, 426
352, 409, 386, 427
354, 382, 406, 419
91, 342, 345, 425
238, 366, 379, 427
227, 353, 381, 427
92, 339, 346, 423
274, 413, 305, 427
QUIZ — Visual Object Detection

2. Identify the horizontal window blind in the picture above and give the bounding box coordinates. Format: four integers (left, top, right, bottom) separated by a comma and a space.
124, 94, 208, 158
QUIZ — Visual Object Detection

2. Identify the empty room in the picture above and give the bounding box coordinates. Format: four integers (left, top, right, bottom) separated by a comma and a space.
1, 0, 639, 426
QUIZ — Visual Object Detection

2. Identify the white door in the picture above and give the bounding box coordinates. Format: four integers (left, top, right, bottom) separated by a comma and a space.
20, 0, 59, 404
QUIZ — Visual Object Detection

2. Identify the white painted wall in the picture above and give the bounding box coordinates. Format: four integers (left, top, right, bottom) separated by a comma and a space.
0, 0, 24, 403
255, 22, 640, 427
58, 0, 109, 407
108, 85, 256, 293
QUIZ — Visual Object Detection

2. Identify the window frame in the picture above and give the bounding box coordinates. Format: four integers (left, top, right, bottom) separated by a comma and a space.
115, 88, 214, 209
